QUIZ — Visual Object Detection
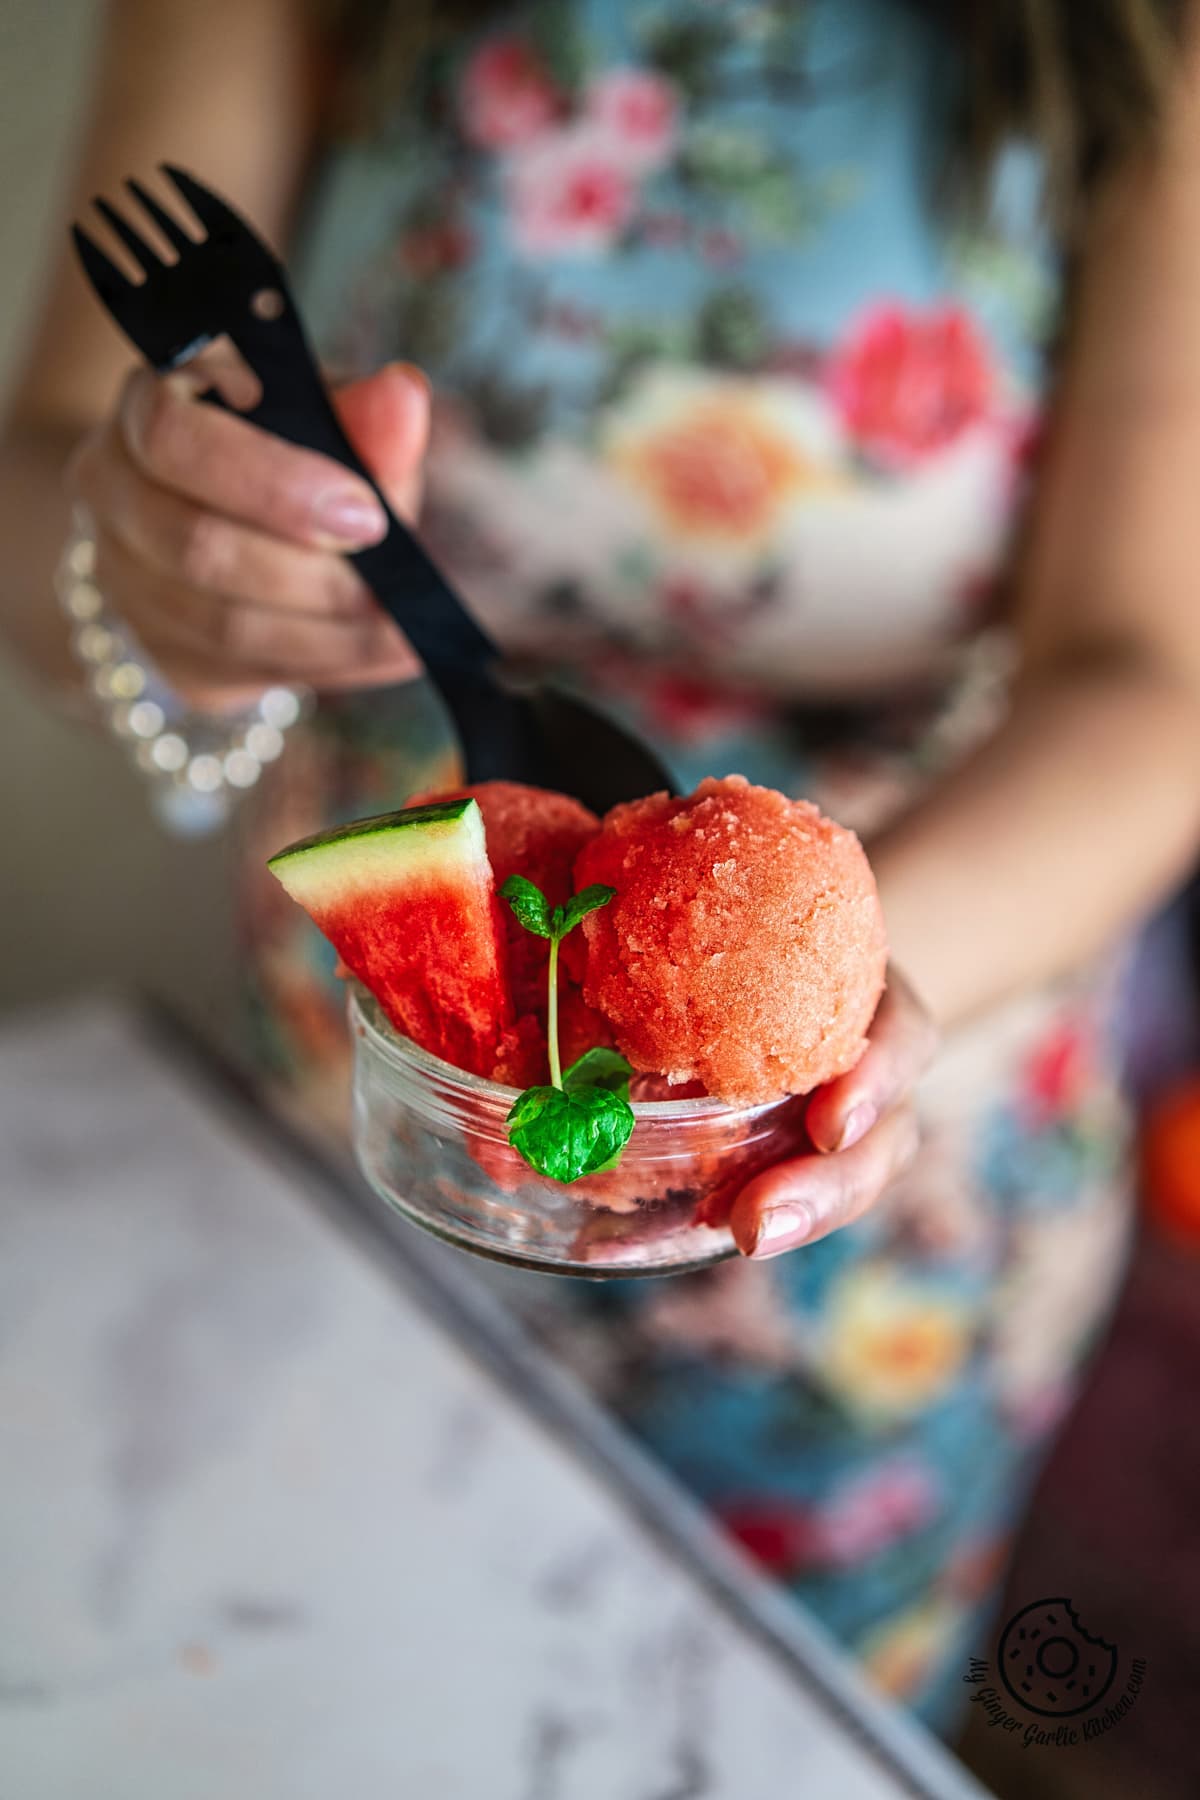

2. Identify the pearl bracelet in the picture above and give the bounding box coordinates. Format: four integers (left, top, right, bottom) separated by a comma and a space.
56, 516, 308, 834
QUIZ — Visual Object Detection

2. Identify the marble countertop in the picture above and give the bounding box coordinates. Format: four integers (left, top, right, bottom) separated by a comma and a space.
0, 1001, 991, 1800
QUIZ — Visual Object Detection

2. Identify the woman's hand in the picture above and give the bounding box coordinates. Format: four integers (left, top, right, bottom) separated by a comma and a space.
730, 969, 937, 1259
64, 359, 431, 709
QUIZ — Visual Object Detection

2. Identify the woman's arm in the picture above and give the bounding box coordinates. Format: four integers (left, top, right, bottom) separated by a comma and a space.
0, 0, 315, 689
735, 14, 1200, 1255
871, 16, 1200, 1031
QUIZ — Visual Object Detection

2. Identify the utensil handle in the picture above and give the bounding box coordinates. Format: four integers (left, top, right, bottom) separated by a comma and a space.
202, 284, 498, 683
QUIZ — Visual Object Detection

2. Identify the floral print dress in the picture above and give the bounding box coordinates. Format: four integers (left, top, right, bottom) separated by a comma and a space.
239, 0, 1134, 1733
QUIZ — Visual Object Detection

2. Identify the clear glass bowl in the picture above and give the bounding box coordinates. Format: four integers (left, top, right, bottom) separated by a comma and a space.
349, 988, 808, 1277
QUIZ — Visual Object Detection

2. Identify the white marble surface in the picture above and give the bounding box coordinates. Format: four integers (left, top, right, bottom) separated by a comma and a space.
0, 1002, 989, 1799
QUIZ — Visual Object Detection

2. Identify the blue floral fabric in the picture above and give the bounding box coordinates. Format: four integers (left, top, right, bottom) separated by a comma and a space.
239, 0, 1134, 1733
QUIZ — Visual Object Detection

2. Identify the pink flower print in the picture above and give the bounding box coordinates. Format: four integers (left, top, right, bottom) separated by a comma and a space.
720, 1501, 817, 1575
810, 1459, 940, 1568
507, 126, 637, 257
459, 36, 564, 151
1021, 1019, 1091, 1128
642, 671, 770, 746
826, 303, 994, 468
722, 1463, 937, 1578
583, 67, 680, 172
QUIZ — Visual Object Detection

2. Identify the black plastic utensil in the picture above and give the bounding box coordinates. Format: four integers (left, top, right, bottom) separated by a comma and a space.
71, 165, 675, 812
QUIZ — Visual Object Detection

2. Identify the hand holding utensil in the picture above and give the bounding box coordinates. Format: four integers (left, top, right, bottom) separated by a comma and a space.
71, 165, 674, 811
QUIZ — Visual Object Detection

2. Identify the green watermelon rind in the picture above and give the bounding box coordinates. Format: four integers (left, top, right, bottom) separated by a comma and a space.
267, 796, 514, 1076
267, 799, 487, 900
269, 797, 477, 866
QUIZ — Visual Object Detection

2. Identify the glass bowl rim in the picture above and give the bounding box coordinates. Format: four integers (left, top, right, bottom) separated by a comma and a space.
348, 985, 794, 1124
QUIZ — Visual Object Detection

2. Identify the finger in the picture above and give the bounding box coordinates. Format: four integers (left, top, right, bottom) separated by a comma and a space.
730, 1103, 921, 1259
71, 422, 375, 620
333, 362, 431, 522
117, 366, 390, 551
130, 601, 421, 703
94, 527, 419, 687
805, 968, 937, 1155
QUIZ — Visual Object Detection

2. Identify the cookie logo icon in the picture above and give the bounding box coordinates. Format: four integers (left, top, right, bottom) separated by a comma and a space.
997, 1597, 1119, 1718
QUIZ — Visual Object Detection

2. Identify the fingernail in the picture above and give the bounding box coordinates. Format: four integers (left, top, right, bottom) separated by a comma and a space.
837, 1102, 876, 1152
748, 1202, 814, 1260
314, 488, 387, 545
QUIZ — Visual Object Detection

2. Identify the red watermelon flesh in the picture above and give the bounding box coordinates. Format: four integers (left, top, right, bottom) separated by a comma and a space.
413, 781, 600, 1008
267, 798, 513, 1076
411, 781, 609, 1086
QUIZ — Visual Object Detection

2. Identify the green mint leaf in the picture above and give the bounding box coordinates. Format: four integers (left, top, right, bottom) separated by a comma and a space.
563, 1046, 634, 1100
557, 884, 616, 939
507, 1084, 635, 1184
499, 874, 553, 939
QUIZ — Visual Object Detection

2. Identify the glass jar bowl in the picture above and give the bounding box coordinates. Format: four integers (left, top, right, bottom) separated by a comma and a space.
349, 988, 808, 1277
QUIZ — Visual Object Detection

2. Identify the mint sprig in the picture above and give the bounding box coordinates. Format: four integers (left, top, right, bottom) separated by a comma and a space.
506, 1084, 633, 1184
500, 874, 554, 939
500, 876, 616, 952
499, 875, 634, 1183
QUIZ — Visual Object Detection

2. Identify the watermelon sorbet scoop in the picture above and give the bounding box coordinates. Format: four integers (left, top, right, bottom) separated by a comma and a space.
267, 774, 887, 1109
573, 776, 888, 1103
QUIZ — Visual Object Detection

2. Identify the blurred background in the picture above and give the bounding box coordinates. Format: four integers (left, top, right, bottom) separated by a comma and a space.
0, 1, 240, 1048
4, 5, 1200, 1798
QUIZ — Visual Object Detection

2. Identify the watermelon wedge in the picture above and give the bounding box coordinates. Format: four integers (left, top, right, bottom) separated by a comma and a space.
267, 799, 514, 1076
